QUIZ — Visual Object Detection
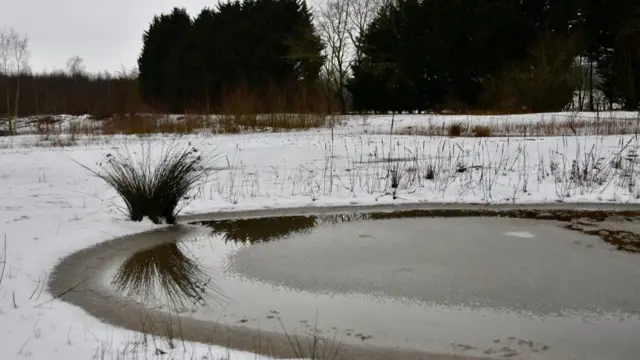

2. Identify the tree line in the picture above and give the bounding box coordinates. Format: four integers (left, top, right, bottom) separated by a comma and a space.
1, 0, 639, 130
0, 70, 140, 116
138, 1, 328, 114
344, 0, 640, 112
0, 28, 143, 134
138, 0, 639, 114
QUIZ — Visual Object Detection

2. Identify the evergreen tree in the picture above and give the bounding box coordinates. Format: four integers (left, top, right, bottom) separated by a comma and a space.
137, 8, 192, 112
349, 0, 596, 112
137, 0, 637, 113
579, 0, 640, 109
137, 0, 324, 112
349, 0, 535, 112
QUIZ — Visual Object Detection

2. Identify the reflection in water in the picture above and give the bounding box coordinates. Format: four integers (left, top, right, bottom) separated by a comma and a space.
112, 242, 226, 309
197, 208, 615, 245
202, 216, 319, 244
197, 211, 454, 244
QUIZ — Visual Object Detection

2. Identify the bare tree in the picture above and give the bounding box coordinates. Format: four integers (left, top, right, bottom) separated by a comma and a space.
10, 30, 29, 128
317, 0, 352, 112
346, 0, 383, 63
0, 30, 13, 133
0, 28, 29, 134
116, 64, 139, 79
66, 56, 86, 77
316, 0, 382, 113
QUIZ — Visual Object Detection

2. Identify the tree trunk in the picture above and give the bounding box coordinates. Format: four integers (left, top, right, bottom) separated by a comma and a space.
14, 76, 20, 120
577, 58, 584, 111
589, 59, 594, 111
337, 87, 347, 114
5, 84, 12, 135
33, 77, 39, 114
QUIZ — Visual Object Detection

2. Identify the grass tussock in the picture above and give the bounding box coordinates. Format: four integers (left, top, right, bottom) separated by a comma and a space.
78, 142, 213, 224
447, 123, 464, 137
471, 125, 492, 137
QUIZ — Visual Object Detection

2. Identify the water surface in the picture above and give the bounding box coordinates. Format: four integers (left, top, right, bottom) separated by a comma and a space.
108, 213, 640, 359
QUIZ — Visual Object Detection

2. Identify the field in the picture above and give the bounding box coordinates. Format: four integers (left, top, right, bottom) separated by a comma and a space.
0, 110, 639, 360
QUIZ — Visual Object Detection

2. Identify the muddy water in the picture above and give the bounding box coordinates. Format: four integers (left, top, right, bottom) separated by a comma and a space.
105, 212, 640, 360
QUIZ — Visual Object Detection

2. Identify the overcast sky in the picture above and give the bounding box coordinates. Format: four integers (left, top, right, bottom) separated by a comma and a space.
1, 0, 226, 73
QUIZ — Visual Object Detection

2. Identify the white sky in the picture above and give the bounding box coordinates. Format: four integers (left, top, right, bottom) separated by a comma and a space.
0, 0, 226, 73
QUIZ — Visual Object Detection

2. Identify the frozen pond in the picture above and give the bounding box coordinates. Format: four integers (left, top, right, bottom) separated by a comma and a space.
53, 208, 640, 359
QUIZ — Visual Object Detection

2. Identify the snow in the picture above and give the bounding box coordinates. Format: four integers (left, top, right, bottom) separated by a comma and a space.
1, 112, 640, 360
504, 231, 536, 239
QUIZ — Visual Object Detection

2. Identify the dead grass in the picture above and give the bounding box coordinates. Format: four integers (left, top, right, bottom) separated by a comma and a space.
279, 319, 342, 360
6, 111, 639, 141
213, 113, 337, 134
99, 115, 206, 136
48, 138, 77, 148
471, 125, 492, 137
77, 142, 213, 224
447, 123, 464, 137
18, 113, 336, 138
392, 116, 640, 137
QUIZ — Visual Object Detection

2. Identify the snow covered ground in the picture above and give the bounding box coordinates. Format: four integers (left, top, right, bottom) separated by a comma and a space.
1, 113, 640, 359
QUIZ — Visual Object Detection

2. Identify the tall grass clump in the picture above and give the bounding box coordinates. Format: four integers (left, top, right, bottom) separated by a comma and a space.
448, 123, 464, 137
471, 125, 492, 137
79, 142, 213, 224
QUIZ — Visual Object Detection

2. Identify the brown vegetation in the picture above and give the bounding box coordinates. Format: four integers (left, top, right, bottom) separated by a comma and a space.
0, 72, 339, 137
471, 125, 492, 137
0, 71, 148, 119
390, 116, 640, 138
0, 71, 338, 119
447, 123, 464, 137
14, 112, 336, 140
